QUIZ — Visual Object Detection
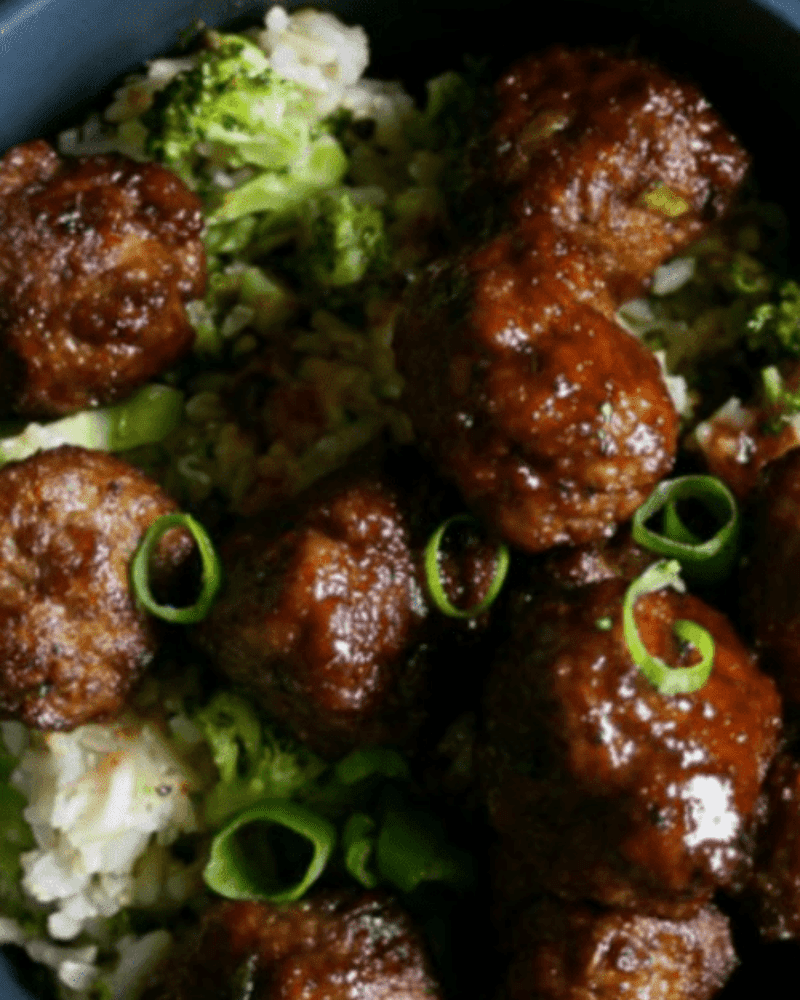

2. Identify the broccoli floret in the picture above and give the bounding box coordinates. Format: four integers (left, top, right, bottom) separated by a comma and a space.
747, 279, 800, 357
410, 65, 485, 154
143, 30, 347, 224
302, 190, 389, 287
193, 692, 328, 826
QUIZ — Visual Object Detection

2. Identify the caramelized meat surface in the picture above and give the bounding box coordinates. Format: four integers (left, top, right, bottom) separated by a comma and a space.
692, 395, 800, 501
141, 893, 444, 1000
480, 577, 782, 917
743, 752, 800, 941
535, 526, 653, 592
492, 47, 750, 301
503, 897, 737, 1000
0, 140, 205, 416
0, 445, 192, 730
196, 461, 499, 756
395, 232, 678, 553
742, 448, 800, 705
395, 49, 749, 552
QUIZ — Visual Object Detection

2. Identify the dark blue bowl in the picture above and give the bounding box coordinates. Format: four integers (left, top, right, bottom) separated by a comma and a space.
2, 0, 800, 997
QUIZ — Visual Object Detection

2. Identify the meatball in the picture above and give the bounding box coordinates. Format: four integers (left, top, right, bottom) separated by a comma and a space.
536, 527, 653, 592
140, 892, 444, 1000
692, 394, 800, 501
491, 47, 749, 301
394, 232, 679, 553
742, 752, 800, 941
502, 897, 736, 1000
742, 448, 800, 704
479, 576, 782, 917
0, 140, 206, 417
195, 460, 500, 756
0, 445, 192, 730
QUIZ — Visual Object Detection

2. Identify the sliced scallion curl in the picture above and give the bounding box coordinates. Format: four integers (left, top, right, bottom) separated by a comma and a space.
203, 800, 335, 903
623, 560, 715, 695
375, 790, 474, 894
662, 500, 700, 546
342, 813, 378, 889
130, 512, 222, 624
631, 475, 739, 583
423, 515, 510, 619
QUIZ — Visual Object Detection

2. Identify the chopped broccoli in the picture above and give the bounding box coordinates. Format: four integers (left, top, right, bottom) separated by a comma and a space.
192, 692, 327, 826
303, 190, 389, 287
143, 30, 348, 228
190, 692, 472, 898
747, 279, 800, 357
759, 364, 800, 433
414, 68, 483, 153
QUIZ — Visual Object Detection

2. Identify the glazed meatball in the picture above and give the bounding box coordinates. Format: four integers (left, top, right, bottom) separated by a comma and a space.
692, 391, 800, 501
196, 461, 500, 756
0, 140, 206, 417
394, 232, 679, 553
742, 448, 800, 704
479, 576, 782, 917
491, 47, 749, 301
141, 892, 444, 1000
0, 445, 192, 730
742, 752, 800, 941
502, 897, 737, 1000
536, 526, 653, 592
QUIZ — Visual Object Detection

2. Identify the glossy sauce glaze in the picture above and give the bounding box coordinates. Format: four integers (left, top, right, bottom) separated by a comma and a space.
0, 141, 205, 417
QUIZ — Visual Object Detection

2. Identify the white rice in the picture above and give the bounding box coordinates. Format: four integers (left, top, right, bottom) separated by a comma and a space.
2, 711, 208, 998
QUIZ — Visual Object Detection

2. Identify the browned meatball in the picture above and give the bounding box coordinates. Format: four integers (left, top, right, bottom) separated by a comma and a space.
537, 526, 653, 592
141, 892, 444, 1000
502, 897, 737, 1000
742, 448, 800, 705
741, 752, 800, 941
0, 140, 206, 417
0, 445, 192, 730
394, 231, 679, 553
195, 460, 500, 756
491, 48, 749, 301
479, 576, 782, 918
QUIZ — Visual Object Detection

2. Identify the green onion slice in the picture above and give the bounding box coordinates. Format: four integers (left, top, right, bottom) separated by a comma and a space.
631, 475, 739, 583
623, 560, 715, 695
641, 183, 690, 217
334, 747, 410, 786
203, 800, 335, 903
130, 512, 222, 624
342, 813, 378, 889
375, 790, 474, 894
423, 515, 510, 618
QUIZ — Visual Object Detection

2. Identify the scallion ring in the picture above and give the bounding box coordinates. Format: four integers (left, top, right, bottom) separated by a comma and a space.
662, 499, 700, 546
623, 560, 715, 695
130, 512, 222, 624
203, 799, 335, 903
631, 475, 739, 583
342, 813, 378, 889
423, 514, 510, 619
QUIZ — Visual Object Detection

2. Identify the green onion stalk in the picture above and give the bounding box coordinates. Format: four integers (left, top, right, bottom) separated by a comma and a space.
631, 475, 739, 584
130, 512, 223, 623
423, 514, 510, 618
622, 560, 715, 696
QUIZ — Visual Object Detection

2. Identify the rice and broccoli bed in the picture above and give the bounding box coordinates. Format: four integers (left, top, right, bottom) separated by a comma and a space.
3, 6, 800, 1000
